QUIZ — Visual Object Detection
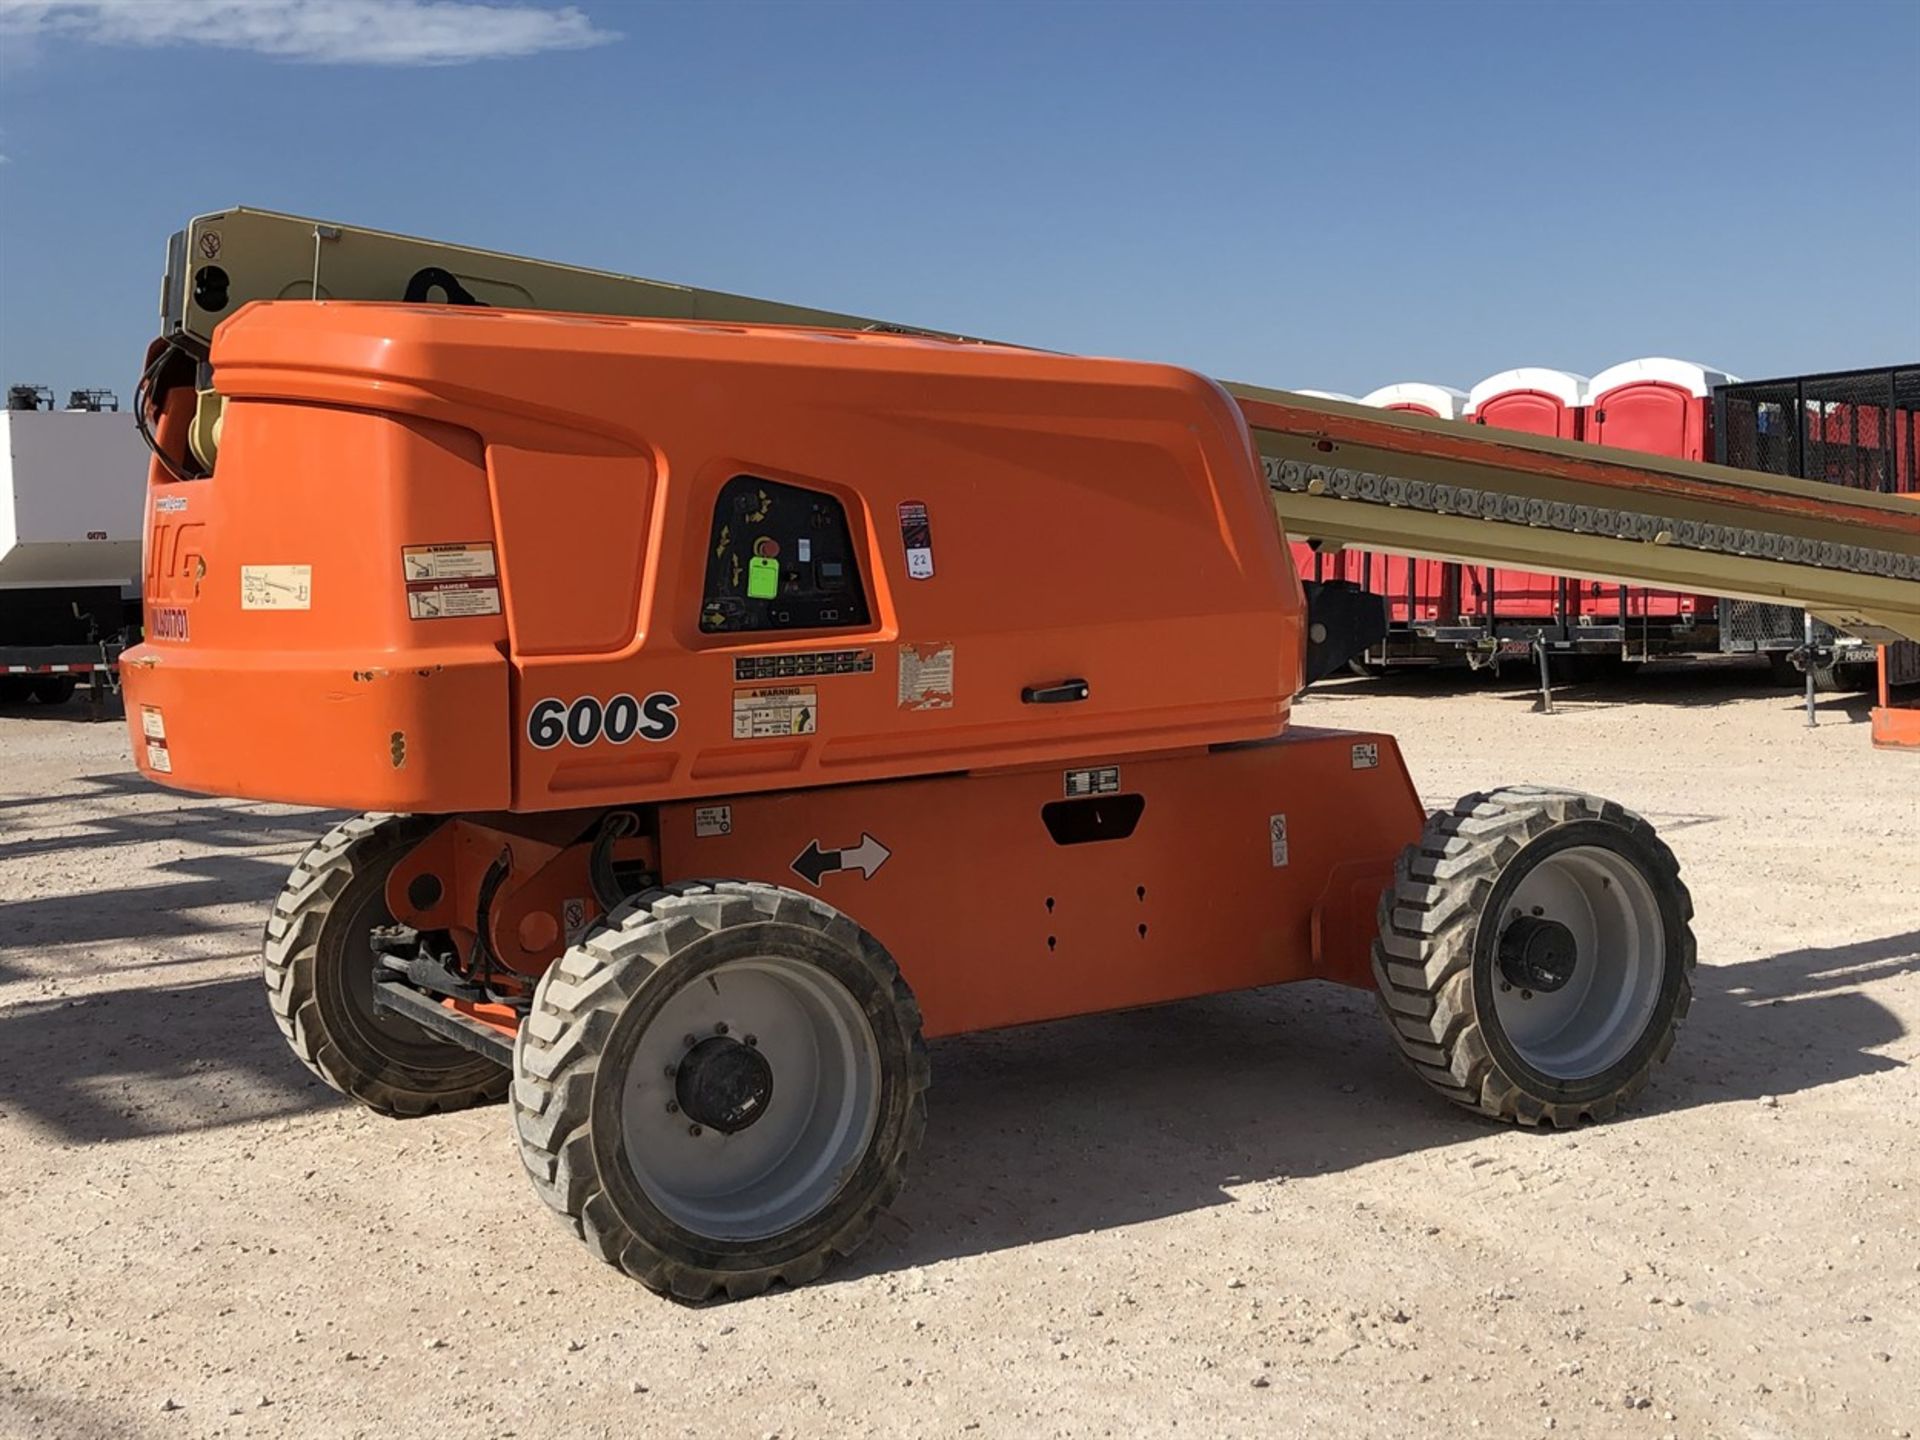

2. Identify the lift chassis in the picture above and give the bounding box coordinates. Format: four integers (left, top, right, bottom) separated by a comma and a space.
125, 212, 1913, 1300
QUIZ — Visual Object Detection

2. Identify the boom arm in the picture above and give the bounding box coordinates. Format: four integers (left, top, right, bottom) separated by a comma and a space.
153, 206, 1920, 643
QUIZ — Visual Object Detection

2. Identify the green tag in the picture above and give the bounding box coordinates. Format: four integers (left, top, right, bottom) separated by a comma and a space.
747, 554, 780, 599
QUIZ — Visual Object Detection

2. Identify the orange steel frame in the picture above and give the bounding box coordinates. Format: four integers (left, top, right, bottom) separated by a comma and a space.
394, 731, 1423, 1042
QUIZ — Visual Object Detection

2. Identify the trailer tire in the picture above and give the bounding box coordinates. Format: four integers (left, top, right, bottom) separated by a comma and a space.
28, 675, 77, 705
1811, 662, 1876, 694
263, 814, 509, 1116
1372, 786, 1695, 1126
512, 880, 928, 1302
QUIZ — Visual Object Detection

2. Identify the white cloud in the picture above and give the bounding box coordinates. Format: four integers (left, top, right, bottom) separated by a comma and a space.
0, 0, 619, 66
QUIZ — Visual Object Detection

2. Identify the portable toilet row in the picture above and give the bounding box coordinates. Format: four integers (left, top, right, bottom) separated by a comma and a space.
1464, 358, 1732, 644
1285, 361, 1736, 669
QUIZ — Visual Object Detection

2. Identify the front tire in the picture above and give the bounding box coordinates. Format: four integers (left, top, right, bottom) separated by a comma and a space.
263, 814, 509, 1116
512, 880, 929, 1301
1373, 787, 1695, 1125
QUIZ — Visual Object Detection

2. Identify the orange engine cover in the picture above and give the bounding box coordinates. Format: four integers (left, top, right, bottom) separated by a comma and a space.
122, 302, 1304, 812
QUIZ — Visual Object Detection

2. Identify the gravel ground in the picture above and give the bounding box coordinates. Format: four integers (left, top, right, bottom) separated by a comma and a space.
2, 662, 1916, 1440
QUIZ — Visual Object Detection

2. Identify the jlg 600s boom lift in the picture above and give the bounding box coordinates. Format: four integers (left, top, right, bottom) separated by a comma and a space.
124, 211, 1920, 1300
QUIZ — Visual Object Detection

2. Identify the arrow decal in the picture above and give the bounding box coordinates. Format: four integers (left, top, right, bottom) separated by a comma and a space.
792, 832, 892, 887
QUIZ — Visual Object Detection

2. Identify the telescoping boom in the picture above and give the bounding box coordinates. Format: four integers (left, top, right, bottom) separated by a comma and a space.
153, 207, 1920, 643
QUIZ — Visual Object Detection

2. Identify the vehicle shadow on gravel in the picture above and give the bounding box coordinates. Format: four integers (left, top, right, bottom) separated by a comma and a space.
849, 928, 1917, 1280
0, 974, 346, 1145
0, 793, 349, 1144
0, 787, 327, 866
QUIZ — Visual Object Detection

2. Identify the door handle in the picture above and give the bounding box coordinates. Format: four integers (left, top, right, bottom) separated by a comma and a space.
1021, 678, 1090, 705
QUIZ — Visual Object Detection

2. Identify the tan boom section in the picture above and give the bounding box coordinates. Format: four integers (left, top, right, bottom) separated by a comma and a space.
1228, 385, 1920, 645
160, 207, 1920, 643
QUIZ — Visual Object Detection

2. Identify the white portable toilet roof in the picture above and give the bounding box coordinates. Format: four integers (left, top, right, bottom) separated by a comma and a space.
1291, 389, 1363, 403
1464, 367, 1591, 415
1360, 382, 1471, 420
1587, 356, 1738, 399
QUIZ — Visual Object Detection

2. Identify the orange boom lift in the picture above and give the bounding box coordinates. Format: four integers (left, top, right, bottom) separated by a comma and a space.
123, 216, 1920, 1301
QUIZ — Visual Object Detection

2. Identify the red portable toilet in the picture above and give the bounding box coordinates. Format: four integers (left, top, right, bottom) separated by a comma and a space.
1465, 366, 1589, 438
1359, 384, 1472, 632
1361, 382, 1470, 420
1587, 357, 1731, 461
1463, 369, 1590, 626
1586, 358, 1736, 634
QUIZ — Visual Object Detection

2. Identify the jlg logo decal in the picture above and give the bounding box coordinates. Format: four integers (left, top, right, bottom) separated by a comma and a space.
527, 693, 680, 749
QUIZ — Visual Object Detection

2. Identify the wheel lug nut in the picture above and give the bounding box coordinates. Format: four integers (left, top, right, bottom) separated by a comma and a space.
1530, 906, 1544, 916
1520, 989, 1534, 1000
744, 1034, 758, 1047
665, 1101, 679, 1114
715, 1022, 730, 1036
688, 1124, 703, 1138
664, 1065, 677, 1078
683, 1034, 698, 1048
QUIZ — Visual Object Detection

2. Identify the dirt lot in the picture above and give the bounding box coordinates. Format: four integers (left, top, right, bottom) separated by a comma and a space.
1, 663, 1915, 1440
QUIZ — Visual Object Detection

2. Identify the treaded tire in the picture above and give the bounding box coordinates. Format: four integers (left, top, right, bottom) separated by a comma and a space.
263, 813, 509, 1116
511, 880, 929, 1302
1372, 786, 1696, 1126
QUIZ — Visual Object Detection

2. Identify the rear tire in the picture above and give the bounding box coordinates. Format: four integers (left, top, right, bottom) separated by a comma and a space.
263, 814, 509, 1116
512, 880, 928, 1301
1373, 786, 1695, 1126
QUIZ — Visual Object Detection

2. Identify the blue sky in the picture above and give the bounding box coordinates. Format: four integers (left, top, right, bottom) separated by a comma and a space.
2, 0, 1916, 402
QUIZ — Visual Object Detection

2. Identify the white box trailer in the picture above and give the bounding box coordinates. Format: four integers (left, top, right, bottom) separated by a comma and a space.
0, 400, 147, 706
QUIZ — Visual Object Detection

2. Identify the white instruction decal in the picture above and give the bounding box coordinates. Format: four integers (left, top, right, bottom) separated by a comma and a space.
733, 686, 817, 739
402, 542, 497, 581
240, 564, 312, 611
1269, 814, 1289, 868
1064, 766, 1120, 797
897, 642, 955, 710
1351, 742, 1379, 770
147, 739, 173, 774
695, 805, 734, 838
407, 581, 502, 620
140, 705, 167, 741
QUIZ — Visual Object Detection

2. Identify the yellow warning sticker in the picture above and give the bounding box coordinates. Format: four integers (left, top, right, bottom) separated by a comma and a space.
402, 542, 497, 582
732, 686, 817, 739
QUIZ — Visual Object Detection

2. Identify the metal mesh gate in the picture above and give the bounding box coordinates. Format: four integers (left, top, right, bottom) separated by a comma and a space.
1715, 365, 1920, 657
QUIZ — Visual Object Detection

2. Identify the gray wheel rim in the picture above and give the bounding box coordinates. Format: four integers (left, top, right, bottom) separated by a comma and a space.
1491, 844, 1666, 1080
618, 956, 881, 1242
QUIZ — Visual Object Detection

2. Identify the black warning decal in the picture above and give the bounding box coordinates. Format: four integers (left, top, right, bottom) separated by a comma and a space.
898, 500, 934, 580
